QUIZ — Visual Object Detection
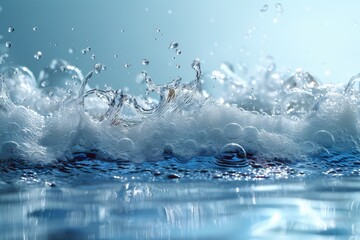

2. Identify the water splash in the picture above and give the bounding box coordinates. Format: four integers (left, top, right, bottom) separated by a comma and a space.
0, 55, 360, 175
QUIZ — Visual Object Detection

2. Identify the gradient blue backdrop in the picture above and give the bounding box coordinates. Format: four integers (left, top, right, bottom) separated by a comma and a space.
0, 0, 359, 93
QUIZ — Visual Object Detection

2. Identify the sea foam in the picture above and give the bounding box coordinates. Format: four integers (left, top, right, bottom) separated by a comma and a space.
0, 58, 359, 165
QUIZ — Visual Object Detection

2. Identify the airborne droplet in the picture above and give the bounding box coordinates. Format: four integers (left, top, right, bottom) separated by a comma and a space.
260, 4, 268, 12
124, 63, 131, 68
34, 51, 42, 60
8, 26, 14, 33
275, 3, 283, 13
169, 41, 179, 49
142, 59, 149, 66
5, 42, 11, 48
94, 63, 106, 74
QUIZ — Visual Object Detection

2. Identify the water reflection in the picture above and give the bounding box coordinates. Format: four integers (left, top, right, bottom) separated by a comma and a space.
1, 177, 360, 239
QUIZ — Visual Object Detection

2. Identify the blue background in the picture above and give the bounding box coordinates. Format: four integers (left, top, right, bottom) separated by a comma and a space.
1, 0, 359, 93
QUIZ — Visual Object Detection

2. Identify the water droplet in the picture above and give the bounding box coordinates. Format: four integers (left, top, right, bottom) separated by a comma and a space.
260, 4, 268, 12
248, 94, 257, 100
34, 51, 42, 60
275, 3, 283, 13
68, 48, 74, 54
94, 63, 106, 74
91, 54, 96, 60
156, 28, 161, 32
191, 59, 202, 80
142, 59, 149, 66
176, 64, 180, 69
124, 63, 131, 68
81, 46, 91, 54
121, 29, 125, 33
40, 80, 47, 87
32, 26, 38, 31
5, 42, 11, 48
114, 54, 118, 58
71, 27, 75, 31
176, 49, 182, 55
7, 26, 14, 33
169, 41, 179, 49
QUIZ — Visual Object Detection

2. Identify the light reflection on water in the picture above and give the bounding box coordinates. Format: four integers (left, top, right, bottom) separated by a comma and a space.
1, 176, 360, 239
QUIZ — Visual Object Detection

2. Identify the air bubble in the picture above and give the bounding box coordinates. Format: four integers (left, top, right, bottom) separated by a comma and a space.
37, 59, 83, 96
224, 123, 242, 139
1, 141, 18, 155
218, 143, 248, 167
34, 51, 42, 60
169, 41, 179, 49
8, 26, 14, 33
118, 138, 134, 152
163, 144, 173, 158
313, 130, 335, 148
281, 90, 316, 119
5, 42, 11, 48
242, 126, 259, 142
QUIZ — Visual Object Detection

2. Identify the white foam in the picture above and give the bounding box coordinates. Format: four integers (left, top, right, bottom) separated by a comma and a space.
0, 59, 359, 164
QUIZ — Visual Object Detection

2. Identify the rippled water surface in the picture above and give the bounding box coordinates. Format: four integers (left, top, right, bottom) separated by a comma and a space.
2, 166, 360, 240
1, 156, 360, 240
